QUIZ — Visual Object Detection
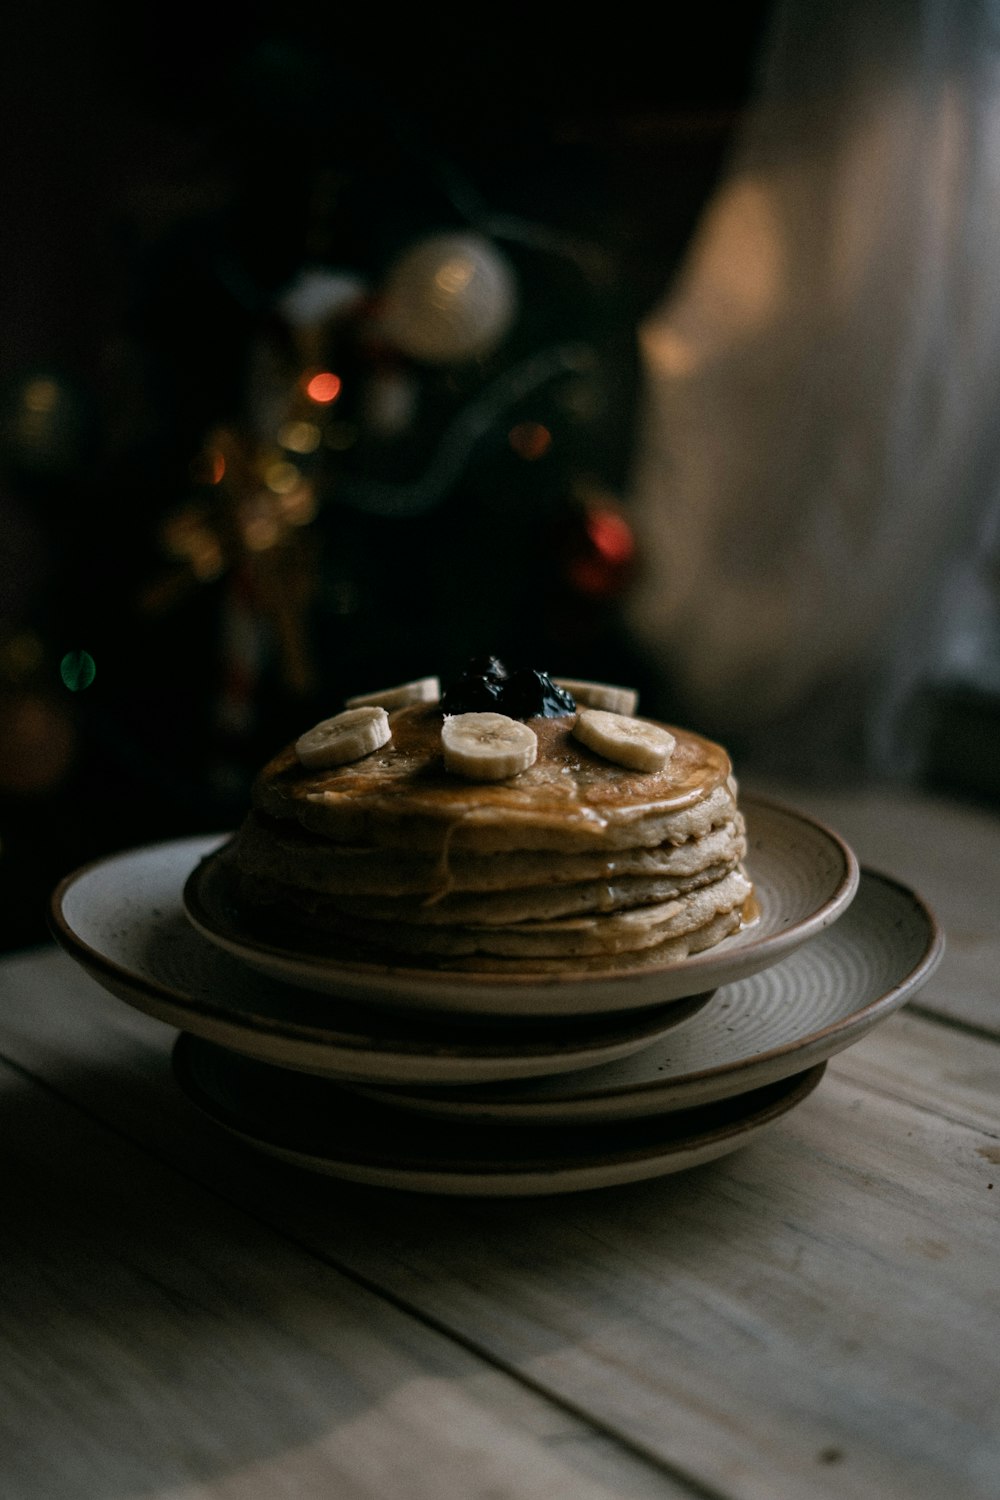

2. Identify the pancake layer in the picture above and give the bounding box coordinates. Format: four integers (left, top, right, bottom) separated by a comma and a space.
224, 700, 753, 971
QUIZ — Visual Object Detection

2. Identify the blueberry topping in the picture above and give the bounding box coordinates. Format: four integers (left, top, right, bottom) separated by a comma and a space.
440, 658, 576, 719
464, 655, 509, 682
503, 668, 576, 719
440, 673, 506, 713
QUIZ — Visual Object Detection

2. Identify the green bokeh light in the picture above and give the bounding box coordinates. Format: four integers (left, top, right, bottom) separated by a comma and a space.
60, 649, 96, 692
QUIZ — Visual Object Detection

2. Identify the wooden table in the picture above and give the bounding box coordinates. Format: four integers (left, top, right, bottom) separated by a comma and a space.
1, 782, 998, 1500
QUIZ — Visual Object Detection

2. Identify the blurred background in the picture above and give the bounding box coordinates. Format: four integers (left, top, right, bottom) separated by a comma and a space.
2, 0, 999, 952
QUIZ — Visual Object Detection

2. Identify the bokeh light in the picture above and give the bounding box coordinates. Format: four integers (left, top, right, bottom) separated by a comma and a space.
508, 421, 552, 461
279, 420, 322, 454
264, 460, 301, 494
60, 650, 96, 692
586, 506, 635, 565
23, 378, 60, 414
189, 449, 226, 486
304, 371, 342, 404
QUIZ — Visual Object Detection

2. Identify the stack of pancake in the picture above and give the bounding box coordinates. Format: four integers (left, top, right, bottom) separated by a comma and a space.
221, 686, 753, 974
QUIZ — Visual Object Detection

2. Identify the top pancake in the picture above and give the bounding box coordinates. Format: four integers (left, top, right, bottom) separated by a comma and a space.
251, 702, 736, 854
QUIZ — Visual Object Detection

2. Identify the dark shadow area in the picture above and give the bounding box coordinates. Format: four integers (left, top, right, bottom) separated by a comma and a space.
0, 2, 772, 951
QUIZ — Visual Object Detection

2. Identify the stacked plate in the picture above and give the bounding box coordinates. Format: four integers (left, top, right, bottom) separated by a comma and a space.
50, 796, 943, 1195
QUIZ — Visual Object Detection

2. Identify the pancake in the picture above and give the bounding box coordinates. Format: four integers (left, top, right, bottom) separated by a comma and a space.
234, 867, 752, 959
228, 813, 747, 898
223, 675, 754, 972
237, 855, 743, 925
252, 707, 738, 852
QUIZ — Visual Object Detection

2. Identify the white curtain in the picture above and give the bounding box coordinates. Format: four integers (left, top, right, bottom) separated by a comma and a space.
625, 0, 1000, 777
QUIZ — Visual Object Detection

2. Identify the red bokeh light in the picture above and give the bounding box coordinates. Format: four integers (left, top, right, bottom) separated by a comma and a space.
565, 502, 636, 599
508, 421, 552, 461
585, 507, 635, 566
304, 371, 342, 404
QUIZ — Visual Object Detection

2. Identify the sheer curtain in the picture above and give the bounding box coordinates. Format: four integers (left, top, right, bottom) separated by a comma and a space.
625, 0, 1000, 779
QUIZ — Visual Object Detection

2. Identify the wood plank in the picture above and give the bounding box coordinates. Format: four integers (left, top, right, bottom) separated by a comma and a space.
830, 1008, 1000, 1136
0, 1047, 698, 1498
745, 780, 1000, 1035
295, 1079, 1000, 1500
2, 949, 999, 1499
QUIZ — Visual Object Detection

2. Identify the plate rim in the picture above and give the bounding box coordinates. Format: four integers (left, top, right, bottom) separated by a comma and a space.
171, 1034, 828, 1195
179, 794, 861, 1005
49, 832, 233, 1028
47, 834, 712, 1082
357, 867, 945, 1119
47, 833, 943, 1109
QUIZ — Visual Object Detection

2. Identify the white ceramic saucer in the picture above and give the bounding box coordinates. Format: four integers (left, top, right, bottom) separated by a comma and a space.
356, 869, 943, 1122
181, 796, 860, 1016
171, 1032, 828, 1197
49, 835, 712, 1085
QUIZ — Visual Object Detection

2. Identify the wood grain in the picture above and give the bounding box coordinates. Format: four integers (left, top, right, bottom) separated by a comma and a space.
0, 1038, 692, 1500
2, 947, 998, 1498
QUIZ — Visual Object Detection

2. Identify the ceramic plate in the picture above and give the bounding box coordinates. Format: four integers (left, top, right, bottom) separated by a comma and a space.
172, 1032, 827, 1196
357, 869, 943, 1122
49, 835, 712, 1085
181, 796, 860, 1016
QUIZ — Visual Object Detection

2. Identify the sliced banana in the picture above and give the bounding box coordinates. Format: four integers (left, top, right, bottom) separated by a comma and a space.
346, 676, 440, 711
571, 708, 675, 772
295, 706, 391, 769
441, 712, 537, 781
554, 678, 638, 715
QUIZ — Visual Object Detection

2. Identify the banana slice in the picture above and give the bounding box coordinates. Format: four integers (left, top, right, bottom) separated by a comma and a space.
346, 676, 440, 711
295, 706, 391, 769
554, 678, 638, 715
441, 712, 538, 781
572, 708, 675, 772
